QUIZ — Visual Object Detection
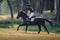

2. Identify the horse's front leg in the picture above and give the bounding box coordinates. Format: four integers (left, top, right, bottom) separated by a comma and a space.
25, 24, 28, 32
17, 24, 23, 31
17, 24, 21, 31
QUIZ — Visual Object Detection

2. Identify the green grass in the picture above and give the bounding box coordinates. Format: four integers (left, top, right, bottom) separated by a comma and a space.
0, 20, 60, 33
8, 24, 54, 33
13, 23, 60, 33
0, 23, 59, 33
53, 23, 60, 33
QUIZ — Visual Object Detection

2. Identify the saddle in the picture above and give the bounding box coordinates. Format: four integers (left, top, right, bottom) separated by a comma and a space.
26, 16, 36, 24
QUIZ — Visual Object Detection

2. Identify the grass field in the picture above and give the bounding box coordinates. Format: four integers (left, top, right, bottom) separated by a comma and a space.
0, 28, 60, 40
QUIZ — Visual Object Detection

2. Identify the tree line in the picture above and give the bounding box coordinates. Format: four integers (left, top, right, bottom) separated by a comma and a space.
0, 0, 60, 23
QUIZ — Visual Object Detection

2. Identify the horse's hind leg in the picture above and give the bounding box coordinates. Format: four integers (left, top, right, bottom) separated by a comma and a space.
42, 25, 49, 34
25, 24, 28, 32
38, 25, 41, 34
17, 24, 20, 31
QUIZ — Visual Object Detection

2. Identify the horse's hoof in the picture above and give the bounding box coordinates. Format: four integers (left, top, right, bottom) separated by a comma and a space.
17, 29, 19, 31
25, 31, 27, 33
38, 32, 40, 34
48, 32, 49, 34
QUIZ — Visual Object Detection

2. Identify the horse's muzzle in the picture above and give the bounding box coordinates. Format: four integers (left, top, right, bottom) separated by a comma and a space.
16, 16, 19, 19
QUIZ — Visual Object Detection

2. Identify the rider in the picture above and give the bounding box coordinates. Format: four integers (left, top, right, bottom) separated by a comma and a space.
26, 4, 35, 21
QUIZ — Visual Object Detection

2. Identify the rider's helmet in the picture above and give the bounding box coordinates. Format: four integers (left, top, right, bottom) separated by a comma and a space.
26, 4, 30, 7
26, 4, 31, 8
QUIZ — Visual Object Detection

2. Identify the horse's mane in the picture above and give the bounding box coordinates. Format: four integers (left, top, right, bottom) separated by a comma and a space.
19, 11, 28, 17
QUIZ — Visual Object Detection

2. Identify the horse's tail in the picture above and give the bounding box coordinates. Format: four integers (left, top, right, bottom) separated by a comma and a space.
44, 19, 53, 27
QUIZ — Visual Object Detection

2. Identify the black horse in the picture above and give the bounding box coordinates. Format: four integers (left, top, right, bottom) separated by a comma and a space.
16, 11, 53, 34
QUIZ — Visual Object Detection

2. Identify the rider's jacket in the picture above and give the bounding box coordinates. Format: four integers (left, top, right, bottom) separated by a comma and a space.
26, 7, 35, 21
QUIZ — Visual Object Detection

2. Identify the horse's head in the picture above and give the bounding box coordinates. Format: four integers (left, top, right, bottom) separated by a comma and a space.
16, 11, 28, 19
17, 11, 23, 19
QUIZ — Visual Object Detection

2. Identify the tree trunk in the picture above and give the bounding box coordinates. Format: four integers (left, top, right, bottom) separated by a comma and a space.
35, 0, 39, 12
55, 0, 60, 22
7, 0, 13, 28
17, 0, 23, 12
7, 0, 13, 19
0, 4, 1, 14
28, 0, 30, 4
23, 0, 28, 11
38, 0, 45, 14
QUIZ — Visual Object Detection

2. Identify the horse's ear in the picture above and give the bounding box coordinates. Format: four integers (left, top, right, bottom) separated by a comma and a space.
18, 11, 22, 14
21, 11, 25, 14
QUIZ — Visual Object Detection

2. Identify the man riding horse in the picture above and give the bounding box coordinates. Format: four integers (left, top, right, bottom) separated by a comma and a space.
16, 4, 53, 34
26, 4, 35, 22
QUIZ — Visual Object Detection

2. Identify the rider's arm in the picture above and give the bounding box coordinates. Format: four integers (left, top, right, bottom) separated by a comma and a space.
27, 10, 31, 16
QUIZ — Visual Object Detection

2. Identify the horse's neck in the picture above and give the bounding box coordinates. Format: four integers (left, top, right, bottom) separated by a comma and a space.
22, 16, 28, 21
22, 17, 26, 20
22, 13, 28, 19
21, 12, 29, 21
